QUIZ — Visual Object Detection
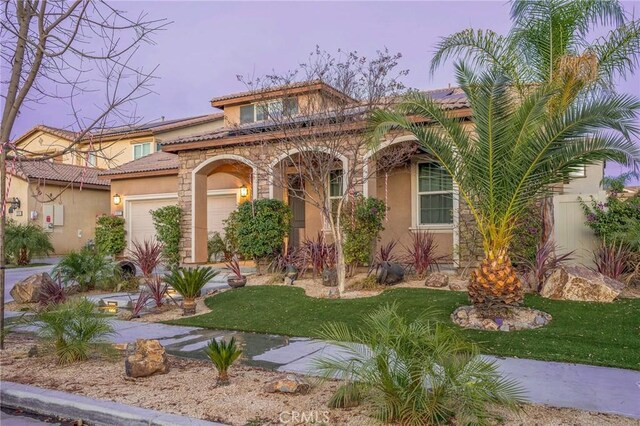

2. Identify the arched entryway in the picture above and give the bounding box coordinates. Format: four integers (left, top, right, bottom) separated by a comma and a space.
191, 154, 258, 263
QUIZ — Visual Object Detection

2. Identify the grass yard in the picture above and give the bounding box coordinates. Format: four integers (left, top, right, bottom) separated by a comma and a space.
170, 286, 640, 370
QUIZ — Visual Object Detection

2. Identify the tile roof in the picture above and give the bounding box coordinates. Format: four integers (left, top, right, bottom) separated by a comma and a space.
210, 80, 356, 105
164, 87, 470, 147
98, 151, 178, 177
10, 161, 109, 188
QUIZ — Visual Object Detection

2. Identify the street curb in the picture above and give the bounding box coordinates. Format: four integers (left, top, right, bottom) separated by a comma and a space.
0, 381, 225, 426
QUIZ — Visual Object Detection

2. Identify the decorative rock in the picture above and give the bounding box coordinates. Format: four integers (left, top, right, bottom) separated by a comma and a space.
264, 375, 310, 394
9, 273, 54, 303
541, 265, 624, 302
118, 310, 134, 321
425, 272, 449, 288
284, 276, 295, 286
448, 279, 469, 292
499, 324, 510, 332
451, 305, 552, 332
376, 262, 405, 285
327, 287, 339, 299
456, 309, 468, 320
125, 339, 170, 378
534, 315, 546, 326
482, 319, 499, 331
28, 346, 39, 358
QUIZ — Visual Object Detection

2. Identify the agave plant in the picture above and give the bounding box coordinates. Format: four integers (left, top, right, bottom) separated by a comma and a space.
129, 239, 163, 277
314, 304, 524, 425
370, 67, 640, 307
36, 298, 115, 365
204, 337, 242, 384
163, 267, 219, 315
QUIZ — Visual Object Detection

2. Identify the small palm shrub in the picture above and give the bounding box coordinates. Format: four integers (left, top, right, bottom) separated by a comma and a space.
593, 240, 631, 280
36, 299, 115, 365
5, 220, 54, 265
53, 247, 117, 291
38, 275, 66, 306
314, 304, 524, 425
129, 239, 163, 277
163, 267, 219, 315
404, 231, 444, 278
205, 337, 242, 384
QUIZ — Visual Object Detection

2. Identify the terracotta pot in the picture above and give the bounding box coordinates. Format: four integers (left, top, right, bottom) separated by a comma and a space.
182, 297, 196, 316
227, 276, 247, 288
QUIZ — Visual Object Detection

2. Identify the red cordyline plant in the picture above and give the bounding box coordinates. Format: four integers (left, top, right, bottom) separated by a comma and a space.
303, 232, 336, 276
38, 275, 67, 306
129, 239, 163, 277
130, 292, 151, 318
593, 240, 631, 280
146, 275, 169, 308
376, 240, 399, 264
269, 246, 309, 276
226, 255, 244, 279
519, 240, 574, 292
404, 231, 444, 278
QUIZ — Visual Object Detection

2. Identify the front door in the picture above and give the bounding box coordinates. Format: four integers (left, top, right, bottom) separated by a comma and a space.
288, 175, 305, 248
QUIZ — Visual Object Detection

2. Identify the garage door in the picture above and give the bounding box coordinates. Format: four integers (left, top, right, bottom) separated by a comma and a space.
207, 194, 238, 235
127, 198, 177, 247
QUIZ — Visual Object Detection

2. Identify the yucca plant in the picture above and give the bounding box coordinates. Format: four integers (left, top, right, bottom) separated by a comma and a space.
314, 304, 525, 425
370, 67, 640, 307
204, 337, 242, 384
163, 267, 219, 315
129, 239, 163, 277
5, 221, 54, 265
36, 298, 114, 365
53, 247, 117, 291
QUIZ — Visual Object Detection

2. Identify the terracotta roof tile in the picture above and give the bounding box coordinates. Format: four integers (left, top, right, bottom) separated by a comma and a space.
98, 151, 178, 177
87, 113, 223, 138
10, 161, 109, 188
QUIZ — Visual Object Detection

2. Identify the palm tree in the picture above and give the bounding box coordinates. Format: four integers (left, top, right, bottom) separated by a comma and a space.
369, 67, 639, 307
431, 0, 640, 244
5, 221, 54, 265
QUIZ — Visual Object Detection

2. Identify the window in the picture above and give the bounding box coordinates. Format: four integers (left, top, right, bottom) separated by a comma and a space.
133, 142, 151, 160
85, 152, 97, 167
569, 165, 587, 178
417, 162, 453, 225
239, 97, 298, 124
156, 142, 163, 152
328, 169, 344, 222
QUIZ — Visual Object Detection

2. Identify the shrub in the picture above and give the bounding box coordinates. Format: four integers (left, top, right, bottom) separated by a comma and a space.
314, 304, 524, 425
223, 199, 291, 269
38, 275, 67, 306
164, 266, 218, 299
207, 232, 229, 262
130, 292, 151, 317
129, 239, 163, 276
404, 231, 444, 278
53, 247, 117, 291
151, 205, 182, 269
95, 215, 126, 256
205, 337, 242, 384
593, 240, 631, 280
581, 193, 640, 242
302, 232, 336, 276
5, 220, 53, 265
146, 275, 169, 308
36, 299, 115, 364
341, 196, 386, 270
268, 246, 309, 276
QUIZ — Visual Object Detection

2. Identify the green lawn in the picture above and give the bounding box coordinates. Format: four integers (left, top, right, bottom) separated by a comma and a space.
169, 286, 640, 370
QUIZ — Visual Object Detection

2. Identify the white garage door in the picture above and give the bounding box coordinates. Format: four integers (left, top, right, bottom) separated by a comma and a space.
207, 194, 238, 235
127, 198, 177, 247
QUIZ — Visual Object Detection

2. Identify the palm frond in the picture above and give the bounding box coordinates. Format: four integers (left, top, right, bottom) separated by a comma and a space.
592, 19, 640, 89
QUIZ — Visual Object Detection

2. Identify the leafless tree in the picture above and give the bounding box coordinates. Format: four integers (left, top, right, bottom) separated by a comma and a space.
238, 47, 413, 294
0, 0, 167, 348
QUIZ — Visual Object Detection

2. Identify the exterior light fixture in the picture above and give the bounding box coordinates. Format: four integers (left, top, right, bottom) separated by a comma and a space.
113, 194, 122, 205
106, 301, 118, 314
240, 186, 248, 197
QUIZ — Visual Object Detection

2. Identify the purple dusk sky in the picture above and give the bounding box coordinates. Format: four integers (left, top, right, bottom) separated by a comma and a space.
13, 1, 640, 179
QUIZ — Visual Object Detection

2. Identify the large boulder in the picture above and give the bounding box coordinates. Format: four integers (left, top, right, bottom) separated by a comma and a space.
9, 272, 54, 303
376, 262, 405, 285
540, 265, 624, 302
425, 272, 449, 288
264, 374, 310, 394
125, 339, 170, 378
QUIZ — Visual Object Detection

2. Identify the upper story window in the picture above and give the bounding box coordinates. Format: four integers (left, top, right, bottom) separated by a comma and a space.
417, 162, 453, 225
85, 152, 97, 167
239, 97, 298, 124
133, 142, 151, 160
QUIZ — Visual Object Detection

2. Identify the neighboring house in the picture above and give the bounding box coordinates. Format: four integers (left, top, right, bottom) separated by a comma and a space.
6, 161, 110, 254
10, 113, 226, 254
97, 81, 604, 266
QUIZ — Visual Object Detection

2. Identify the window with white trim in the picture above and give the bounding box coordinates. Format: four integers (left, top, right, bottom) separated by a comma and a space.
85, 152, 97, 167
133, 142, 151, 160
239, 97, 298, 124
328, 168, 343, 222
417, 162, 453, 225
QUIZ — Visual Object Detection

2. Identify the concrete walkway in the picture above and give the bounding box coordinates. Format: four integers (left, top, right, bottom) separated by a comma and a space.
8, 313, 640, 420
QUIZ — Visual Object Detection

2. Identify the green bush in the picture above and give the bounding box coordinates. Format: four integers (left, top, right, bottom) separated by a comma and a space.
36, 298, 115, 365
207, 232, 228, 262
53, 247, 117, 291
341, 196, 386, 268
205, 336, 242, 384
95, 215, 126, 256
5, 220, 54, 265
223, 200, 291, 264
581, 193, 640, 243
151, 205, 182, 268
511, 203, 544, 266
314, 304, 524, 425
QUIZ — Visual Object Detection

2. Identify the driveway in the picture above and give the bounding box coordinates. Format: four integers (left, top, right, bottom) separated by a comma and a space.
3, 263, 56, 303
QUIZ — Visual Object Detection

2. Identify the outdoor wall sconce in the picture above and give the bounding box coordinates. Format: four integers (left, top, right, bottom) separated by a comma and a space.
6, 197, 20, 213
113, 194, 122, 205
240, 186, 248, 197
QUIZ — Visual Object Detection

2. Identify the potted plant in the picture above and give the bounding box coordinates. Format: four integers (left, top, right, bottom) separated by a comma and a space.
163, 266, 219, 315
226, 255, 247, 288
